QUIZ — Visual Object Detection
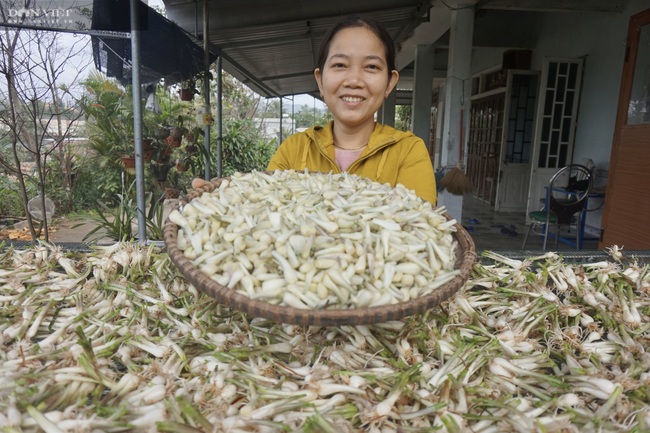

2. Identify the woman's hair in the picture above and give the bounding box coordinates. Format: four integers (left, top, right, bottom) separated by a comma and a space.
316, 14, 396, 79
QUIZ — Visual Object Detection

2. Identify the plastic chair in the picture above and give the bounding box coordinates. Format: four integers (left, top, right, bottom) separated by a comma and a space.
522, 164, 593, 250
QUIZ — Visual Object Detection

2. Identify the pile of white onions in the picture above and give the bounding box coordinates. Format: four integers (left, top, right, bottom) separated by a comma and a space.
0, 242, 649, 432
169, 170, 459, 309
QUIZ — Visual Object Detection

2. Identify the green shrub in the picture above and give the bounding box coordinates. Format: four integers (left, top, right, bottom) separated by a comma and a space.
72, 155, 123, 209
218, 118, 275, 176
0, 176, 25, 218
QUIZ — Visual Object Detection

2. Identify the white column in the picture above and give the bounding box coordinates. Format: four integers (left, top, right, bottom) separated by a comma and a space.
411, 44, 435, 143
438, 6, 474, 220
380, 90, 396, 127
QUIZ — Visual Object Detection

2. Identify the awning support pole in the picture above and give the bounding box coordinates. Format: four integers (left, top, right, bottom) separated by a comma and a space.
216, 53, 223, 178
203, 0, 213, 180
130, 0, 147, 243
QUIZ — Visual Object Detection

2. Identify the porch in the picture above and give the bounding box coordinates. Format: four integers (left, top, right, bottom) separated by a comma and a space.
461, 194, 601, 253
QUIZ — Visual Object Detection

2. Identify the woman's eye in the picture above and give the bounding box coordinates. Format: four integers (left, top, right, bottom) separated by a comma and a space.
366, 64, 381, 70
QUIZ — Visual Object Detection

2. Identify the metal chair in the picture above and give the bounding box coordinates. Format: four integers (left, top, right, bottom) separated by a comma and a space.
522, 164, 594, 250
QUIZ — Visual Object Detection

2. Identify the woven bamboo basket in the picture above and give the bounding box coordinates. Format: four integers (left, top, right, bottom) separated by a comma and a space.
163, 177, 477, 326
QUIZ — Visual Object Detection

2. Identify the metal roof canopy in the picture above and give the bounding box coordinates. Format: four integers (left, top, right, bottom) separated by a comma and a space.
161, 0, 625, 100
162, 0, 434, 98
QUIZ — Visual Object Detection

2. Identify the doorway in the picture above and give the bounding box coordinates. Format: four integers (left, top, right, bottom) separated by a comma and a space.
600, 8, 650, 249
495, 72, 538, 212
466, 69, 539, 211
526, 58, 584, 220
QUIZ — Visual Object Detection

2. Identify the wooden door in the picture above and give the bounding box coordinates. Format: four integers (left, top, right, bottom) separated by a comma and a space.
467, 93, 504, 205
600, 8, 650, 249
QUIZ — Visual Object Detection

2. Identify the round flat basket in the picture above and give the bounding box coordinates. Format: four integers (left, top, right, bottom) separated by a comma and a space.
164, 177, 477, 326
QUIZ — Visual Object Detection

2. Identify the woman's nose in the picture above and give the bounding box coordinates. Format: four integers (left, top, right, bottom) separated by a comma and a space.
343, 68, 363, 87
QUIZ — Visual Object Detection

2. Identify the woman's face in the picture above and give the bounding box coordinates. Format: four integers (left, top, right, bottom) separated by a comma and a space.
315, 26, 399, 131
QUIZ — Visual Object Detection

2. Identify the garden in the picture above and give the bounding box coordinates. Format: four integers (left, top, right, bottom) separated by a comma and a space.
0, 69, 294, 244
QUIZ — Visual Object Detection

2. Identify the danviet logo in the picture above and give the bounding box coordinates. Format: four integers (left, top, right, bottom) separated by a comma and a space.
8, 8, 71, 18
5, 7, 74, 27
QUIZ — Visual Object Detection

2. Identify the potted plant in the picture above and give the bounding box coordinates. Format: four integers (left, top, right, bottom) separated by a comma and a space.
184, 126, 203, 148
104, 89, 160, 168
179, 78, 198, 101
175, 157, 190, 172
165, 125, 184, 148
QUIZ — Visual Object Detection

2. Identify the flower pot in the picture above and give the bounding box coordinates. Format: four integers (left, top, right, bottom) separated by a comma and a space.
156, 127, 170, 139
142, 138, 154, 150
179, 88, 194, 101
164, 187, 181, 199
119, 156, 136, 175
176, 160, 190, 172
141, 139, 154, 161
151, 163, 171, 182
165, 135, 181, 148
143, 149, 155, 161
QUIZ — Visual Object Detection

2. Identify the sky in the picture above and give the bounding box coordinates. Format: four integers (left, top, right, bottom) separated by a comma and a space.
3, 0, 325, 111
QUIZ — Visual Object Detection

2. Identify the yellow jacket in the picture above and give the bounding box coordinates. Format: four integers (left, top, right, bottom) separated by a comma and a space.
267, 122, 437, 204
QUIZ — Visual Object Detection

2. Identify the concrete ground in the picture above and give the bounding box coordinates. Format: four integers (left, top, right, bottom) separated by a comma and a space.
47, 200, 179, 244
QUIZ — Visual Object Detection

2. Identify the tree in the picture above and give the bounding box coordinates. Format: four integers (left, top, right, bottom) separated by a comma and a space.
0, 17, 91, 240
293, 103, 332, 129
210, 73, 275, 176
256, 98, 283, 118
395, 104, 412, 132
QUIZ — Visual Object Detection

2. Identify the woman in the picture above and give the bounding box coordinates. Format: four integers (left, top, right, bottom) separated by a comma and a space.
196, 14, 437, 204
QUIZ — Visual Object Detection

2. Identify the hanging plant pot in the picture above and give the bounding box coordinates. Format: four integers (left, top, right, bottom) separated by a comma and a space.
164, 187, 181, 200
143, 149, 155, 161
184, 144, 197, 155
142, 138, 154, 150
156, 127, 170, 140
119, 156, 136, 175
169, 127, 183, 139
141, 139, 154, 161
165, 135, 181, 148
151, 163, 171, 182
179, 89, 194, 101
176, 160, 190, 172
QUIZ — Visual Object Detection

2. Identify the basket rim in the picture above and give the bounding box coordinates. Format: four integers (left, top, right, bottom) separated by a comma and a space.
163, 176, 477, 326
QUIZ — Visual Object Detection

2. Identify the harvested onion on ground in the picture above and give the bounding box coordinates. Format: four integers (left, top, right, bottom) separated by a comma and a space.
168, 170, 459, 309
1, 243, 649, 432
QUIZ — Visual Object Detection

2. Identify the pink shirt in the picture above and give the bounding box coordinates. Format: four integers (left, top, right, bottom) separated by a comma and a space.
335, 148, 365, 171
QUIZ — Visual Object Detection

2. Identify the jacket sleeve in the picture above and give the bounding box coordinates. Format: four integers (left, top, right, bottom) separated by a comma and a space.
397, 138, 437, 205
267, 138, 293, 171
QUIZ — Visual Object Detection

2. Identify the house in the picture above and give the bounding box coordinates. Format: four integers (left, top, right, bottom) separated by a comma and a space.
160, 0, 650, 248
255, 114, 295, 142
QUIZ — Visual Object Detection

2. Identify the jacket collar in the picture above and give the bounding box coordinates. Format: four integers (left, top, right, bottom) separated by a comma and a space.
307, 121, 410, 150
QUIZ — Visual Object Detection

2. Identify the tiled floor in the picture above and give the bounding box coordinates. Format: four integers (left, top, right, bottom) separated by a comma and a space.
460, 194, 601, 253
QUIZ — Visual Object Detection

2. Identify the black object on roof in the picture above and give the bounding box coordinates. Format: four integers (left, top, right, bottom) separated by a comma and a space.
91, 0, 217, 85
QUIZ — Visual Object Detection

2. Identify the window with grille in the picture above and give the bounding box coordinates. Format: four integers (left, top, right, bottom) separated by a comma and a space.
505, 74, 538, 164
536, 59, 583, 169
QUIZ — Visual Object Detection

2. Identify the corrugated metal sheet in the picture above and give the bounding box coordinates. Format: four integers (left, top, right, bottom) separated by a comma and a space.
164, 0, 433, 97
161, 0, 626, 98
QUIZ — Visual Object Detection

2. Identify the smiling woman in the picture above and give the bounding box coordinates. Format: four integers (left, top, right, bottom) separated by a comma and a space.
265, 14, 437, 205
